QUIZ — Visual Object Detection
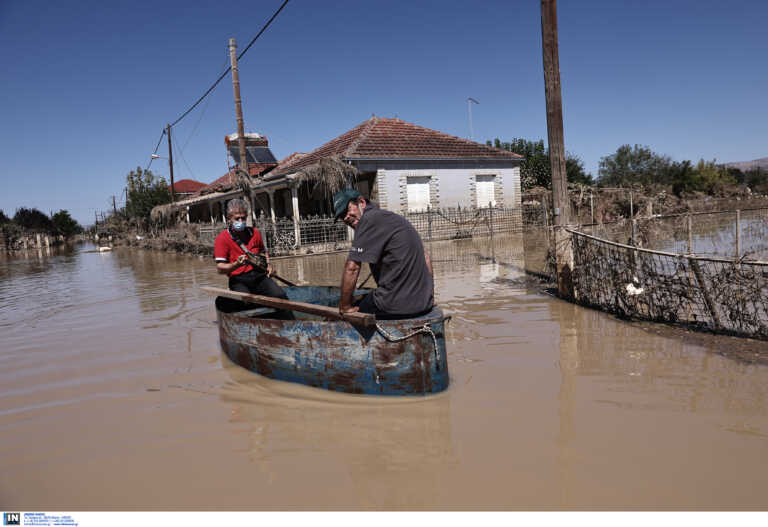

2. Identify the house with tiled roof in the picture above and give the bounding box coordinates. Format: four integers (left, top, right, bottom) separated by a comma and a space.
155, 118, 523, 251
169, 179, 206, 199
254, 117, 523, 219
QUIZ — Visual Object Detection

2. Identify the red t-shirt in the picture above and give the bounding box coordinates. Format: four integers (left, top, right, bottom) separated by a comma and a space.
214, 227, 266, 277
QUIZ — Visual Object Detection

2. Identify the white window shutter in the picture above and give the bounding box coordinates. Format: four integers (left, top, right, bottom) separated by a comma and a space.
406, 176, 431, 212
475, 175, 496, 207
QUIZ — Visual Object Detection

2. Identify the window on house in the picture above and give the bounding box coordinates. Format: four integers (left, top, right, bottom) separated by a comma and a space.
475, 175, 496, 208
406, 176, 431, 212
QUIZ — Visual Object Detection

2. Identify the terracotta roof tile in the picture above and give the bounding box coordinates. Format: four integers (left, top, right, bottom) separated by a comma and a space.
169, 179, 207, 194
271, 117, 522, 177
197, 163, 277, 195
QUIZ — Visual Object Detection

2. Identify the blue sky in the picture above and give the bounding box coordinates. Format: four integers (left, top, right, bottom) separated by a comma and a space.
1, 0, 766, 226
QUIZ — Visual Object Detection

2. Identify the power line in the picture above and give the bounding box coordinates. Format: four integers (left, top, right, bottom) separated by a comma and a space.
181, 55, 229, 153
140, 0, 290, 193
174, 135, 198, 181
145, 129, 166, 171
236, 0, 291, 61
168, 0, 290, 128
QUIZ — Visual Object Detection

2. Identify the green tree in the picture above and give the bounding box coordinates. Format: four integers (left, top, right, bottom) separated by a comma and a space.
0, 209, 9, 224
597, 144, 672, 187
744, 167, 768, 193
51, 209, 82, 237
566, 155, 594, 186
124, 167, 171, 218
13, 207, 53, 231
668, 159, 739, 196
488, 138, 592, 189
669, 160, 695, 197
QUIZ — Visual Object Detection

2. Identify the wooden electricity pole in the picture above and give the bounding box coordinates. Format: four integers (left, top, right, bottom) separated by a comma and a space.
229, 38, 249, 177
166, 124, 176, 203
541, 0, 574, 299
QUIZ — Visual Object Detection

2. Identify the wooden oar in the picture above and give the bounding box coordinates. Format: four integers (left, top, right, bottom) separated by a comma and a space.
242, 252, 298, 287
201, 286, 376, 328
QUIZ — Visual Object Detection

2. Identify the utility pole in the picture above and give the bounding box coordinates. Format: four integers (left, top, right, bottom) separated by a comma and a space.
166, 124, 176, 203
112, 196, 117, 216
541, 0, 574, 299
229, 38, 249, 177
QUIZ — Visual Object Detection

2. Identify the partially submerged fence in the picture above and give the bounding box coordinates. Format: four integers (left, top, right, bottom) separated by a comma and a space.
404, 206, 521, 242
569, 229, 768, 340
523, 189, 768, 229
584, 207, 768, 261
200, 206, 522, 256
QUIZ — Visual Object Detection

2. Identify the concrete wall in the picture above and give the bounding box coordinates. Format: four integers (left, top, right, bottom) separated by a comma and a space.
354, 160, 521, 213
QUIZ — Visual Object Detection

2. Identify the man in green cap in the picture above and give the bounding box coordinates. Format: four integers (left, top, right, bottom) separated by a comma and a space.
333, 189, 433, 319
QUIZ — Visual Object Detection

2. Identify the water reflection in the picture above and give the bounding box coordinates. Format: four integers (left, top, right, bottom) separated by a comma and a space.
108, 248, 222, 318
218, 358, 456, 509
555, 299, 768, 415
0, 243, 89, 328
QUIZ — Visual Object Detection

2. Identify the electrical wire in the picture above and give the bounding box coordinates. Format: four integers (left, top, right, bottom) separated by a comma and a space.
181, 54, 230, 153
145, 129, 166, 171
174, 135, 198, 181
143, 0, 289, 194
168, 0, 290, 128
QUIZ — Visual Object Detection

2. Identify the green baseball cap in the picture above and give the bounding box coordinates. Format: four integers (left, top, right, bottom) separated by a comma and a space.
333, 189, 362, 219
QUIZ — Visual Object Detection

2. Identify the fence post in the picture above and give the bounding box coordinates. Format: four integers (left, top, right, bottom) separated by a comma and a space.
687, 215, 693, 255
489, 201, 494, 235
736, 209, 741, 258
590, 192, 594, 225
428, 206, 433, 241
690, 258, 723, 331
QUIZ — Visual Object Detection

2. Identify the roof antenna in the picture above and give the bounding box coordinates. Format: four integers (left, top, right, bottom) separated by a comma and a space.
467, 97, 479, 140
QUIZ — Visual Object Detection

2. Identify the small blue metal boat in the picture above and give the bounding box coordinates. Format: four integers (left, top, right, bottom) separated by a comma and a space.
215, 286, 450, 396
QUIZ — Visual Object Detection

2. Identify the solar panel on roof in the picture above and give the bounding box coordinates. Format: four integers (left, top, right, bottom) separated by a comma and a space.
228, 146, 278, 164
246, 146, 277, 163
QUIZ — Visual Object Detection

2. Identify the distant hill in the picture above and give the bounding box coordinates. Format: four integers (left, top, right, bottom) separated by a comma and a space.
725, 157, 768, 172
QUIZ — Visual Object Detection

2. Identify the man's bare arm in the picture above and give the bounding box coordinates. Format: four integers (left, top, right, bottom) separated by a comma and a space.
340, 259, 362, 312
217, 254, 246, 275
424, 250, 433, 276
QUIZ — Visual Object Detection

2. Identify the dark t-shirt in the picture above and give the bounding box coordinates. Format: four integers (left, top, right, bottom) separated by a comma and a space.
348, 203, 433, 315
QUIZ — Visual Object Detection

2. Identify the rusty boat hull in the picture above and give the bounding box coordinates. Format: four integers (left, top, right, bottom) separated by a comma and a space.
216, 286, 450, 395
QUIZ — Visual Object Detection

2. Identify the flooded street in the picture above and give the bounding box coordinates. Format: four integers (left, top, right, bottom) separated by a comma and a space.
1, 235, 767, 510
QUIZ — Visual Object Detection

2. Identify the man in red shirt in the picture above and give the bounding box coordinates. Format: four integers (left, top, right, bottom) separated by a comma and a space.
214, 198, 292, 318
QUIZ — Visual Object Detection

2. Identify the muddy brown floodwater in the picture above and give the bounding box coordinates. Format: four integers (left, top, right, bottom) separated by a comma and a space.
1, 235, 767, 510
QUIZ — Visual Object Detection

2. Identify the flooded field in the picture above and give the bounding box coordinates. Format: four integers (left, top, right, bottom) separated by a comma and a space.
1, 234, 768, 510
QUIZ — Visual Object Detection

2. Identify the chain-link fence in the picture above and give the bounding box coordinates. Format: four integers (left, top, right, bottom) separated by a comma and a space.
523, 189, 768, 229
580, 208, 768, 260
569, 229, 768, 340
200, 216, 350, 256
404, 206, 522, 242
199, 206, 522, 256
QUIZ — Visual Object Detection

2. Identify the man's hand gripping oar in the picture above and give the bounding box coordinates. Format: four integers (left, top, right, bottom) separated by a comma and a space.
241, 249, 298, 287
